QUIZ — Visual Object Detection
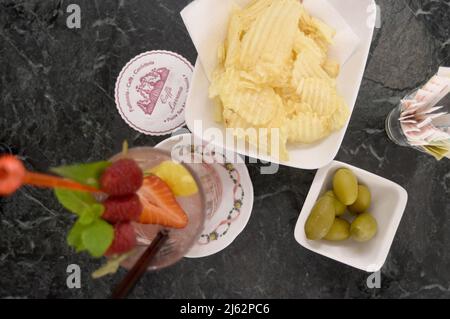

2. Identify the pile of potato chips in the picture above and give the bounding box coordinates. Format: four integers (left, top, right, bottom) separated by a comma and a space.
209, 0, 350, 160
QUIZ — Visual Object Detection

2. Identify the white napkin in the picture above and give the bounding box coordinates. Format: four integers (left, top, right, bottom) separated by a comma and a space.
181, 0, 361, 81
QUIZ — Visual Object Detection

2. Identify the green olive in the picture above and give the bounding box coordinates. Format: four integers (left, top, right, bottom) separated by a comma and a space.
324, 190, 346, 216
305, 196, 335, 240
324, 218, 350, 241
348, 185, 371, 214
333, 168, 358, 205
350, 213, 378, 242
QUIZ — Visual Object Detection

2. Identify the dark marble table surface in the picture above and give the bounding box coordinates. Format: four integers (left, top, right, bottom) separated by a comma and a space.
0, 0, 449, 299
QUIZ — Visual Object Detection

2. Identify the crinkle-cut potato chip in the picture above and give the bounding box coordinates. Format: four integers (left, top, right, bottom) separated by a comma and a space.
211, 68, 267, 100
329, 96, 350, 131
266, 103, 287, 129
209, 68, 228, 99
295, 102, 314, 114
224, 103, 286, 136
223, 108, 288, 160
225, 88, 280, 126
260, 125, 290, 161
323, 59, 340, 78
213, 97, 224, 123
211, 68, 280, 126
296, 78, 338, 116
287, 112, 330, 144
309, 17, 336, 45
283, 99, 298, 117
240, 63, 293, 89
209, 67, 243, 99
275, 86, 301, 103
223, 108, 251, 130
210, 0, 349, 160
277, 126, 290, 161
223, 110, 260, 149
298, 6, 313, 31
239, 0, 301, 80
252, 106, 286, 150
217, 43, 226, 67
292, 51, 334, 88
299, 10, 336, 46
312, 36, 331, 53
224, 8, 244, 68
299, 9, 335, 54
282, 98, 313, 118
238, 0, 274, 32
293, 31, 326, 63
247, 132, 289, 161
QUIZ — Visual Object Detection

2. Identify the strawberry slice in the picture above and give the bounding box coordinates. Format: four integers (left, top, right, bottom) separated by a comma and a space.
137, 175, 188, 229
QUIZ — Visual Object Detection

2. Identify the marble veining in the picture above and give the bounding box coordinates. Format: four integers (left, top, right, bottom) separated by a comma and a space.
0, 0, 449, 299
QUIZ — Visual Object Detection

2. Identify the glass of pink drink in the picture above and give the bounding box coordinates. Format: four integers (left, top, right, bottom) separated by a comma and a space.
110, 147, 220, 270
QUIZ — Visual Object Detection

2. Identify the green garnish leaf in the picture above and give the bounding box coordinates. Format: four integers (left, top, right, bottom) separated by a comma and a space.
54, 188, 98, 216
91, 250, 136, 279
67, 206, 112, 258
78, 204, 105, 225
59, 187, 112, 258
67, 219, 87, 252
81, 219, 114, 258
67, 218, 113, 257
79, 210, 95, 225
51, 161, 111, 188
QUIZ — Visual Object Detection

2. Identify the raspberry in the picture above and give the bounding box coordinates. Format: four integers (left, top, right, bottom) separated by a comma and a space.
105, 222, 137, 256
102, 194, 142, 224
100, 159, 143, 196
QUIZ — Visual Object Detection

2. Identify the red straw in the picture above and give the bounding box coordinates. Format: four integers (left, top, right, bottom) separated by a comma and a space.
0, 155, 102, 195
23, 171, 101, 193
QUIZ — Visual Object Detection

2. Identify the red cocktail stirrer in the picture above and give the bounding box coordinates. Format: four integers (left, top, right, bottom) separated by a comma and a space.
0, 155, 101, 196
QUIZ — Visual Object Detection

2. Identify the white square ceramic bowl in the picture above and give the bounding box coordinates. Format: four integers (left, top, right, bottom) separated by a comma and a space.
185, 0, 376, 169
294, 161, 408, 272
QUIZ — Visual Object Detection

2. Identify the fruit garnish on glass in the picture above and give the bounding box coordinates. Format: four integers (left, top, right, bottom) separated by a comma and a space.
0, 144, 204, 277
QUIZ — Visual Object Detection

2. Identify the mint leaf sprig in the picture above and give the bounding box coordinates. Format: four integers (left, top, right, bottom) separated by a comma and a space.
52, 161, 113, 258
55, 189, 113, 258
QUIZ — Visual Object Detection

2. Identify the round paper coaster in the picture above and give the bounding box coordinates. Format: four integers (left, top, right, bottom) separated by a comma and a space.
115, 50, 193, 135
156, 133, 254, 258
